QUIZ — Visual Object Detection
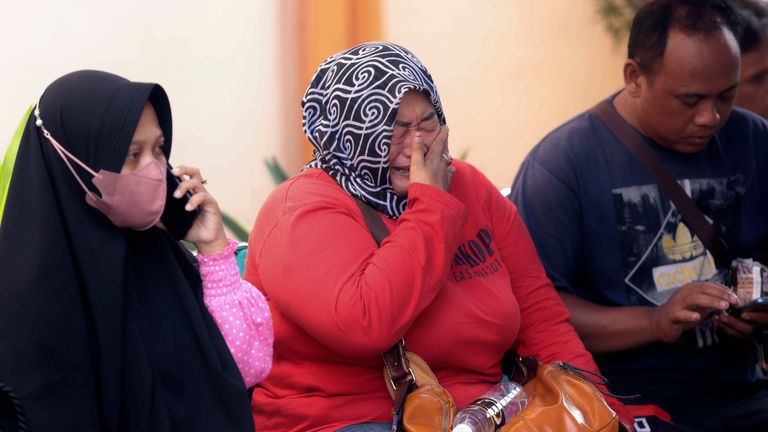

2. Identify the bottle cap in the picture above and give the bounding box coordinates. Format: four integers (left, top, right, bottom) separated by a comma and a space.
452, 424, 472, 432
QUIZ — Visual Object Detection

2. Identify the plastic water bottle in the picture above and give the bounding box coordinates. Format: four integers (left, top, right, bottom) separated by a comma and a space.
451, 382, 528, 432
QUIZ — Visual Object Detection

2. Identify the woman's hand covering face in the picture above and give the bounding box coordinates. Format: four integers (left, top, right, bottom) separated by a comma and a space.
407, 125, 454, 195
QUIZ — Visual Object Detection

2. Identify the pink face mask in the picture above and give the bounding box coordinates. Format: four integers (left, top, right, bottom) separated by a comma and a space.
40, 127, 167, 231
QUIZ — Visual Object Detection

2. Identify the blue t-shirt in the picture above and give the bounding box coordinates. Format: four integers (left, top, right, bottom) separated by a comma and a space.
510, 99, 768, 398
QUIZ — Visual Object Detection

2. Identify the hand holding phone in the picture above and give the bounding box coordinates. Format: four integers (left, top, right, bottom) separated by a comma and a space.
728, 296, 768, 319
161, 164, 201, 240
727, 258, 768, 320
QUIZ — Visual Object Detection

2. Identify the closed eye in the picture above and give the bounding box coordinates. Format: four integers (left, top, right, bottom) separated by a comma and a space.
391, 126, 408, 141
718, 92, 736, 103
420, 117, 438, 132
678, 96, 702, 108
746, 70, 768, 86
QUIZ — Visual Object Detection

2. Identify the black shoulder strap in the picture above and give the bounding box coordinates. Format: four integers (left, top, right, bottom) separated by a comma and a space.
590, 100, 732, 268
353, 198, 413, 426
354, 198, 390, 246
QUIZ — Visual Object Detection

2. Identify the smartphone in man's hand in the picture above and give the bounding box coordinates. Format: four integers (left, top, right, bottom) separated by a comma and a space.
728, 296, 768, 318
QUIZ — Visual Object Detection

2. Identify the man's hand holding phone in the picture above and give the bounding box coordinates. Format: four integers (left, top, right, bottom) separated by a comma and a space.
717, 294, 768, 339
726, 297, 768, 330
716, 258, 768, 336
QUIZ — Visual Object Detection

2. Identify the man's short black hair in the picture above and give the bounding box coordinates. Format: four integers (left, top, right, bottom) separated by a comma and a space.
628, 0, 743, 73
730, 0, 768, 53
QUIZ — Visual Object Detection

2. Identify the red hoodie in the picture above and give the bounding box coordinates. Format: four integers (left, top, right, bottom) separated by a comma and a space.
245, 160, 630, 431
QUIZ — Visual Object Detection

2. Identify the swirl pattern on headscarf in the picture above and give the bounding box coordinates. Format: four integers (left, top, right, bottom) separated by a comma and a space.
302, 42, 445, 218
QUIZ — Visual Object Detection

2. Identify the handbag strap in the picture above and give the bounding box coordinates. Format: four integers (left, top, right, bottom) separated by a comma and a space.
381, 339, 415, 428
354, 197, 389, 247
501, 350, 539, 385
590, 100, 732, 268
353, 198, 415, 428
502, 350, 639, 400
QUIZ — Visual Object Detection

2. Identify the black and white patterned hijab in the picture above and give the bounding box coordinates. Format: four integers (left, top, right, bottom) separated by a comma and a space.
302, 42, 445, 218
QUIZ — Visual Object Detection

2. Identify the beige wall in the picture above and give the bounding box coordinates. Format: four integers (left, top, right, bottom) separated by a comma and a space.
383, 0, 627, 189
0, 0, 288, 228
1, 1, 627, 227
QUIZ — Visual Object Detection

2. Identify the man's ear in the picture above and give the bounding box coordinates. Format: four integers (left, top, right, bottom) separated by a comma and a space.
624, 59, 645, 98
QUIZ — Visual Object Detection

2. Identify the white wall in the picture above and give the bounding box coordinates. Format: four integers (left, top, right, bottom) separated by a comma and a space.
0, 0, 285, 227
383, 0, 627, 189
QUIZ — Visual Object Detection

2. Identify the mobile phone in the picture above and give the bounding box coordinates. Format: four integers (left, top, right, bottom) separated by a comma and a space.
161, 164, 201, 240
728, 296, 768, 318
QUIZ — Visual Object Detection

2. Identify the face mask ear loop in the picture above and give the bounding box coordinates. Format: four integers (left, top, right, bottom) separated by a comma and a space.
34, 102, 100, 199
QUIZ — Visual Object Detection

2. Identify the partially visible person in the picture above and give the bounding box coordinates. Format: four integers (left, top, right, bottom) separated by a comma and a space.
0, 70, 272, 431
511, 1, 768, 431
242, 42, 632, 432
732, 0, 768, 117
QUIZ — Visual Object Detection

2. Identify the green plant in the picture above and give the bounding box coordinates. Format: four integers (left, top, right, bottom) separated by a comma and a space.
219, 157, 290, 242
457, 147, 470, 161
0, 106, 33, 227
595, 0, 644, 43
221, 211, 250, 242
264, 156, 289, 185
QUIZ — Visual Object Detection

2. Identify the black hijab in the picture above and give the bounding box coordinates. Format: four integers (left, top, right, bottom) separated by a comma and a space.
0, 71, 254, 431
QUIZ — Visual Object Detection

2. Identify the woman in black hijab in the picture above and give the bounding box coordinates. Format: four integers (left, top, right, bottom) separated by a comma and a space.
0, 70, 266, 431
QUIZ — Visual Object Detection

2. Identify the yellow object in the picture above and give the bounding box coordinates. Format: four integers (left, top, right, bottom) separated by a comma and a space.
661, 222, 704, 261
0, 105, 33, 227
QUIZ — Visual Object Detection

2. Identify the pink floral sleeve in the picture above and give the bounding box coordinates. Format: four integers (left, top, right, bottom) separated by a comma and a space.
198, 240, 273, 387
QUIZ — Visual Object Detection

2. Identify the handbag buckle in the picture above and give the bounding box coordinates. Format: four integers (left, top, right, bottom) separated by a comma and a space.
389, 367, 416, 390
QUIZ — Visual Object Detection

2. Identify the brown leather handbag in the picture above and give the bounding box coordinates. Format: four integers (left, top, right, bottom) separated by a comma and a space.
382, 340, 457, 431
501, 355, 631, 432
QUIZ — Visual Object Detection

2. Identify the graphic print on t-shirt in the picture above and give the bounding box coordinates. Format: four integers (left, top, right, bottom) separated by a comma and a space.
612, 176, 744, 306
450, 228, 503, 282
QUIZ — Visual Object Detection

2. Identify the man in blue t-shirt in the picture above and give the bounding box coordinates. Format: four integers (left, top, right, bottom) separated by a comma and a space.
510, 1, 768, 431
